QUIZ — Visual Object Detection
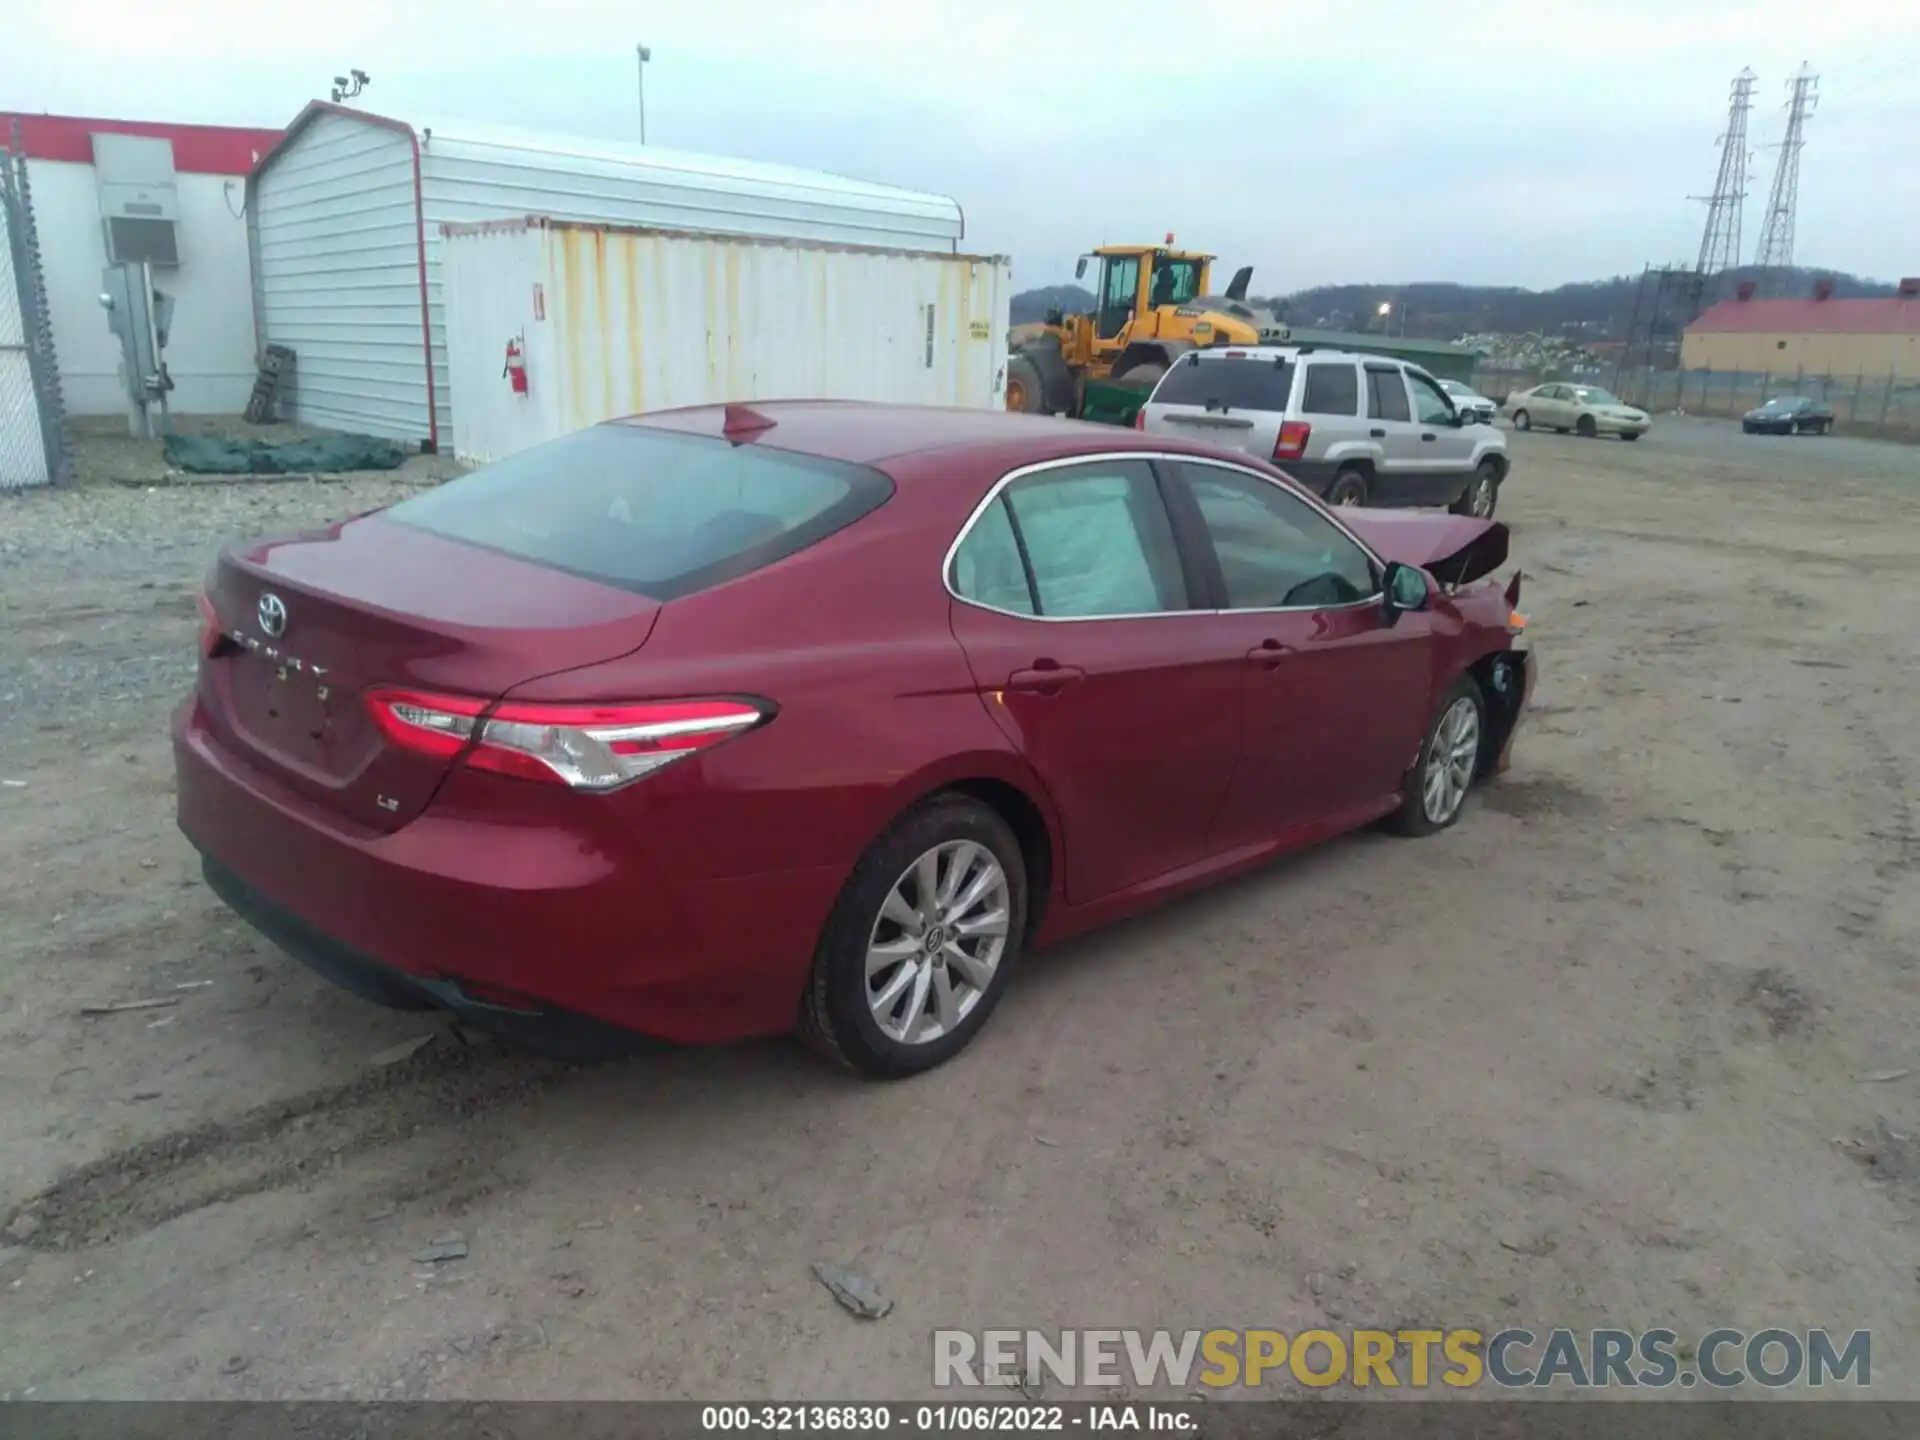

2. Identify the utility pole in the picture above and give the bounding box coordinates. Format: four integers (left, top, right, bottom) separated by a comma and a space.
1754, 64, 1818, 288
636, 44, 652, 144
1690, 67, 1756, 304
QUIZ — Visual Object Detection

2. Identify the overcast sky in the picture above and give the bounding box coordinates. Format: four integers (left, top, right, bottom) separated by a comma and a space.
6, 0, 1915, 293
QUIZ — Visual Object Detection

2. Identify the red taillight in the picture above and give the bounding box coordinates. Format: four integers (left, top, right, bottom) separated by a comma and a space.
1273, 420, 1312, 462
364, 688, 767, 790
1132, 408, 1146, 430
196, 590, 223, 658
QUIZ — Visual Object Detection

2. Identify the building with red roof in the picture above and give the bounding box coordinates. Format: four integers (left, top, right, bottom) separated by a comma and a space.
1682, 278, 1920, 379
1, 112, 283, 416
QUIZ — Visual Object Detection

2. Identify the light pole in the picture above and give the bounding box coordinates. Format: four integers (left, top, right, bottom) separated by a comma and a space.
636, 44, 651, 143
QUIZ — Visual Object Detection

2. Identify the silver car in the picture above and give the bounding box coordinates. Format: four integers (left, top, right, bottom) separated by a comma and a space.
1504, 383, 1650, 440
1440, 379, 1496, 424
1139, 345, 1510, 516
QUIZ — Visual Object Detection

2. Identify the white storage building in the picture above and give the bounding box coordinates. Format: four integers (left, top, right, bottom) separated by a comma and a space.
442, 218, 1010, 463
1, 112, 283, 420
247, 102, 970, 450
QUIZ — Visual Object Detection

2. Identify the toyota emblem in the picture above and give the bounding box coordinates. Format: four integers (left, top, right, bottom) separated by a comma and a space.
257, 592, 288, 639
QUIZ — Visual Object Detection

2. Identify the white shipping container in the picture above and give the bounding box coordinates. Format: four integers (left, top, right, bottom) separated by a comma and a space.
442, 217, 1011, 464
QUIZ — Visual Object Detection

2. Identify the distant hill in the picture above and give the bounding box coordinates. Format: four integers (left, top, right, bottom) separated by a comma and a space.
1008, 267, 1895, 341
1010, 284, 1096, 325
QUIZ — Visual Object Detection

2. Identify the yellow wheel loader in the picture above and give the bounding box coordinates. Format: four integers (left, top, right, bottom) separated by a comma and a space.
1005, 239, 1289, 417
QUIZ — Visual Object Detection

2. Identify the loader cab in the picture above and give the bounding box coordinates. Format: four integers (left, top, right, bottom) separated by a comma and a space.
1075, 245, 1214, 346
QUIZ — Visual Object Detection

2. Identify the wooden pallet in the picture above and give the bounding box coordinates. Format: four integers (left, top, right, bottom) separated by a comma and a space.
243, 345, 294, 424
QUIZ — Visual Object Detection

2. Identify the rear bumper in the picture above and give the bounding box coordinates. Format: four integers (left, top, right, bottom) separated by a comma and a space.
200, 856, 648, 1060
173, 695, 846, 1048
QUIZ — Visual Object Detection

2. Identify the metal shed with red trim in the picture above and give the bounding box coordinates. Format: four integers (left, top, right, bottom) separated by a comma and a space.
246, 103, 967, 450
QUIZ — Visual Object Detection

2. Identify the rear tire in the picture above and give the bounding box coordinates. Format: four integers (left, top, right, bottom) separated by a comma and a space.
1575, 415, 1597, 438
1113, 361, 1166, 388
1326, 467, 1370, 508
1512, 409, 1532, 432
1005, 353, 1046, 414
797, 796, 1028, 1079
1387, 678, 1485, 837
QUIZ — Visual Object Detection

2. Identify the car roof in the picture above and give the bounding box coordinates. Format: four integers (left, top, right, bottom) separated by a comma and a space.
617, 400, 1242, 469
1177, 345, 1440, 372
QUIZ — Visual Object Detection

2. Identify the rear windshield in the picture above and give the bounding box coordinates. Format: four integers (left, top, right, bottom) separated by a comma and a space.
1152, 356, 1295, 412
385, 425, 890, 600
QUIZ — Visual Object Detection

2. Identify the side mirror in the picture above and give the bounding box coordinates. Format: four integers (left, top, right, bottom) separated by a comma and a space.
1381, 562, 1429, 624
1075, 257, 1088, 280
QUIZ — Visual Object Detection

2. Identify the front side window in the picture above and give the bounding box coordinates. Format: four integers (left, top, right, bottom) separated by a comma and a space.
1178, 463, 1377, 609
1408, 371, 1457, 426
1366, 367, 1412, 422
952, 461, 1187, 618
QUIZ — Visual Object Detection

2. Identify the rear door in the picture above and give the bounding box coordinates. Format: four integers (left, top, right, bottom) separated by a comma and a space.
1163, 459, 1433, 846
946, 456, 1243, 903
1363, 364, 1423, 503
1533, 384, 1568, 427
1296, 359, 1372, 497
1142, 353, 1294, 463
1404, 367, 1476, 506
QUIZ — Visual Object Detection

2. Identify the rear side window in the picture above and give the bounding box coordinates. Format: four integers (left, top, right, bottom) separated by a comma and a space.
1300, 363, 1360, 416
952, 460, 1188, 618
1366, 368, 1412, 422
385, 425, 889, 600
1153, 356, 1295, 412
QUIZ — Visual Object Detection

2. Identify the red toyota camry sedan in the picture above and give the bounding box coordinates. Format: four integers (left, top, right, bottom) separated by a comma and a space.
174, 402, 1532, 1077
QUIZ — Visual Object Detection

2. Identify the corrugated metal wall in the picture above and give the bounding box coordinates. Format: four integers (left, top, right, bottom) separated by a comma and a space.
251, 113, 429, 440
252, 108, 969, 448
416, 128, 964, 450
443, 221, 1009, 464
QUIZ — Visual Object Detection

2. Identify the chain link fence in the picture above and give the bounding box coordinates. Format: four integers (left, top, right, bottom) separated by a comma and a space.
2, 125, 69, 490
1476, 364, 1920, 444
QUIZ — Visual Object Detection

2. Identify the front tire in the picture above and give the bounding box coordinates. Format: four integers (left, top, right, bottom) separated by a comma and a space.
798, 796, 1027, 1078
1450, 460, 1500, 518
1620, 431, 1640, 442
1512, 409, 1532, 432
1388, 679, 1485, 837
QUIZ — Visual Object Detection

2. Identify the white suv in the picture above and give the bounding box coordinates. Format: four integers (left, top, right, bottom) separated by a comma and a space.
1139, 346, 1510, 517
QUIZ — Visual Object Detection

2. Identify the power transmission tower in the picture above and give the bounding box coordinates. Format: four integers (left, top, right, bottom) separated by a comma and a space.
1691, 68, 1757, 300
1753, 64, 1819, 285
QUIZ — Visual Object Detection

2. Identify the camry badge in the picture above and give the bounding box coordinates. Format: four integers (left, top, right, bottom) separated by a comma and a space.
258, 592, 288, 639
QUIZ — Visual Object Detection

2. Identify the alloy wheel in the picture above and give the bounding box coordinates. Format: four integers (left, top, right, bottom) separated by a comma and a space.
865, 841, 1011, 1044
1421, 697, 1481, 825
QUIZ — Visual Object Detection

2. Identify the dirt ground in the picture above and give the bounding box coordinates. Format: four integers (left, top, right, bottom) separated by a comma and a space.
2, 416, 1918, 1402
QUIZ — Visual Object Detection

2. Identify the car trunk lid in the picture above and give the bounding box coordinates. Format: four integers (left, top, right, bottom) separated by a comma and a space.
1341, 510, 1511, 588
200, 514, 660, 832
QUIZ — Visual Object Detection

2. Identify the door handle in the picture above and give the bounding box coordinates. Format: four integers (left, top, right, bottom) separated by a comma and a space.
1245, 640, 1294, 670
1007, 663, 1085, 696
1421, 432, 1437, 442
1369, 428, 1386, 439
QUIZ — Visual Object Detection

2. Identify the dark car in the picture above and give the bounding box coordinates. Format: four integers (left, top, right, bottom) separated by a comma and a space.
1742, 396, 1834, 435
175, 403, 1533, 1078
